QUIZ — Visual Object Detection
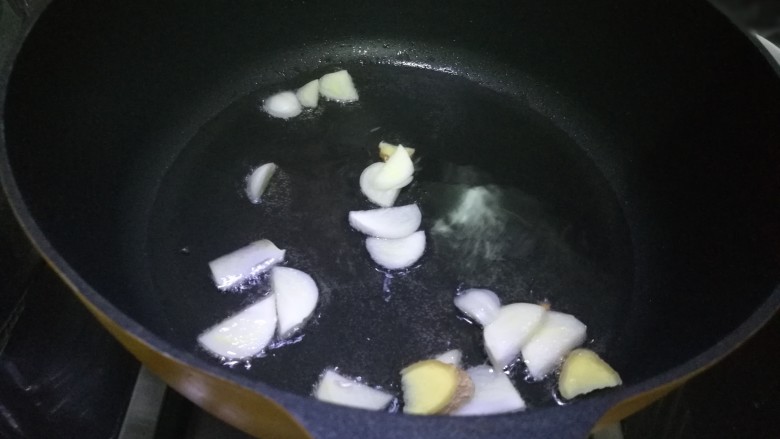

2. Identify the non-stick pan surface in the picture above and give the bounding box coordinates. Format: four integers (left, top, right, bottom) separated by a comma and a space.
2, 0, 779, 437
142, 60, 635, 405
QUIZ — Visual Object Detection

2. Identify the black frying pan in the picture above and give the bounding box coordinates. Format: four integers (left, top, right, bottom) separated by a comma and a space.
1, 0, 779, 438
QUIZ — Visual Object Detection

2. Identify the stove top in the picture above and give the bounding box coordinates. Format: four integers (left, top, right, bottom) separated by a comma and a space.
1, 1, 778, 438
0, 198, 139, 438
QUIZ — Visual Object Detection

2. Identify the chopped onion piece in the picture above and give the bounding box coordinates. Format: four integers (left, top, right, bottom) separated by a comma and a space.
483, 303, 547, 370
379, 141, 415, 161
348, 204, 422, 239
521, 311, 587, 380
372, 145, 414, 190
209, 240, 286, 290
245, 163, 277, 204
296, 79, 320, 108
453, 365, 526, 416
263, 91, 302, 119
454, 289, 502, 326
315, 370, 394, 410
272, 266, 319, 339
197, 294, 277, 360
359, 162, 405, 207
319, 70, 359, 102
365, 230, 426, 270
434, 349, 463, 368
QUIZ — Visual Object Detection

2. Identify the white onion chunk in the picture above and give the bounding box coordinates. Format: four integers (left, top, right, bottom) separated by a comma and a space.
372, 145, 414, 190
521, 311, 587, 380
359, 162, 404, 207
263, 91, 302, 119
434, 349, 463, 368
209, 239, 286, 290
483, 303, 547, 370
348, 204, 422, 239
453, 365, 526, 416
245, 163, 277, 204
197, 294, 277, 360
365, 230, 426, 270
272, 266, 319, 339
454, 289, 502, 326
319, 70, 359, 102
315, 370, 394, 410
296, 79, 320, 108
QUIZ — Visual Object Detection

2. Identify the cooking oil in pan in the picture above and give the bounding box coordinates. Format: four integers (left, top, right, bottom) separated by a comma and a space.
146, 62, 633, 409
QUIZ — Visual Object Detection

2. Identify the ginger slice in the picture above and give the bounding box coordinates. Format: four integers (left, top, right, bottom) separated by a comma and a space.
558, 348, 622, 400
440, 368, 475, 414
401, 360, 474, 415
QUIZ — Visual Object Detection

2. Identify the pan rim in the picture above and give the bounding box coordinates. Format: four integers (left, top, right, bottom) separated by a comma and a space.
1, 3, 779, 431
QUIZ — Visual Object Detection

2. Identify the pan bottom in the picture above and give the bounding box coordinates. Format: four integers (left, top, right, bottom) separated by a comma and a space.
146, 62, 633, 409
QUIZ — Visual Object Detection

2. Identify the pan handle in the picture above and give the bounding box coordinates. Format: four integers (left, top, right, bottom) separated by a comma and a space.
284, 397, 615, 439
